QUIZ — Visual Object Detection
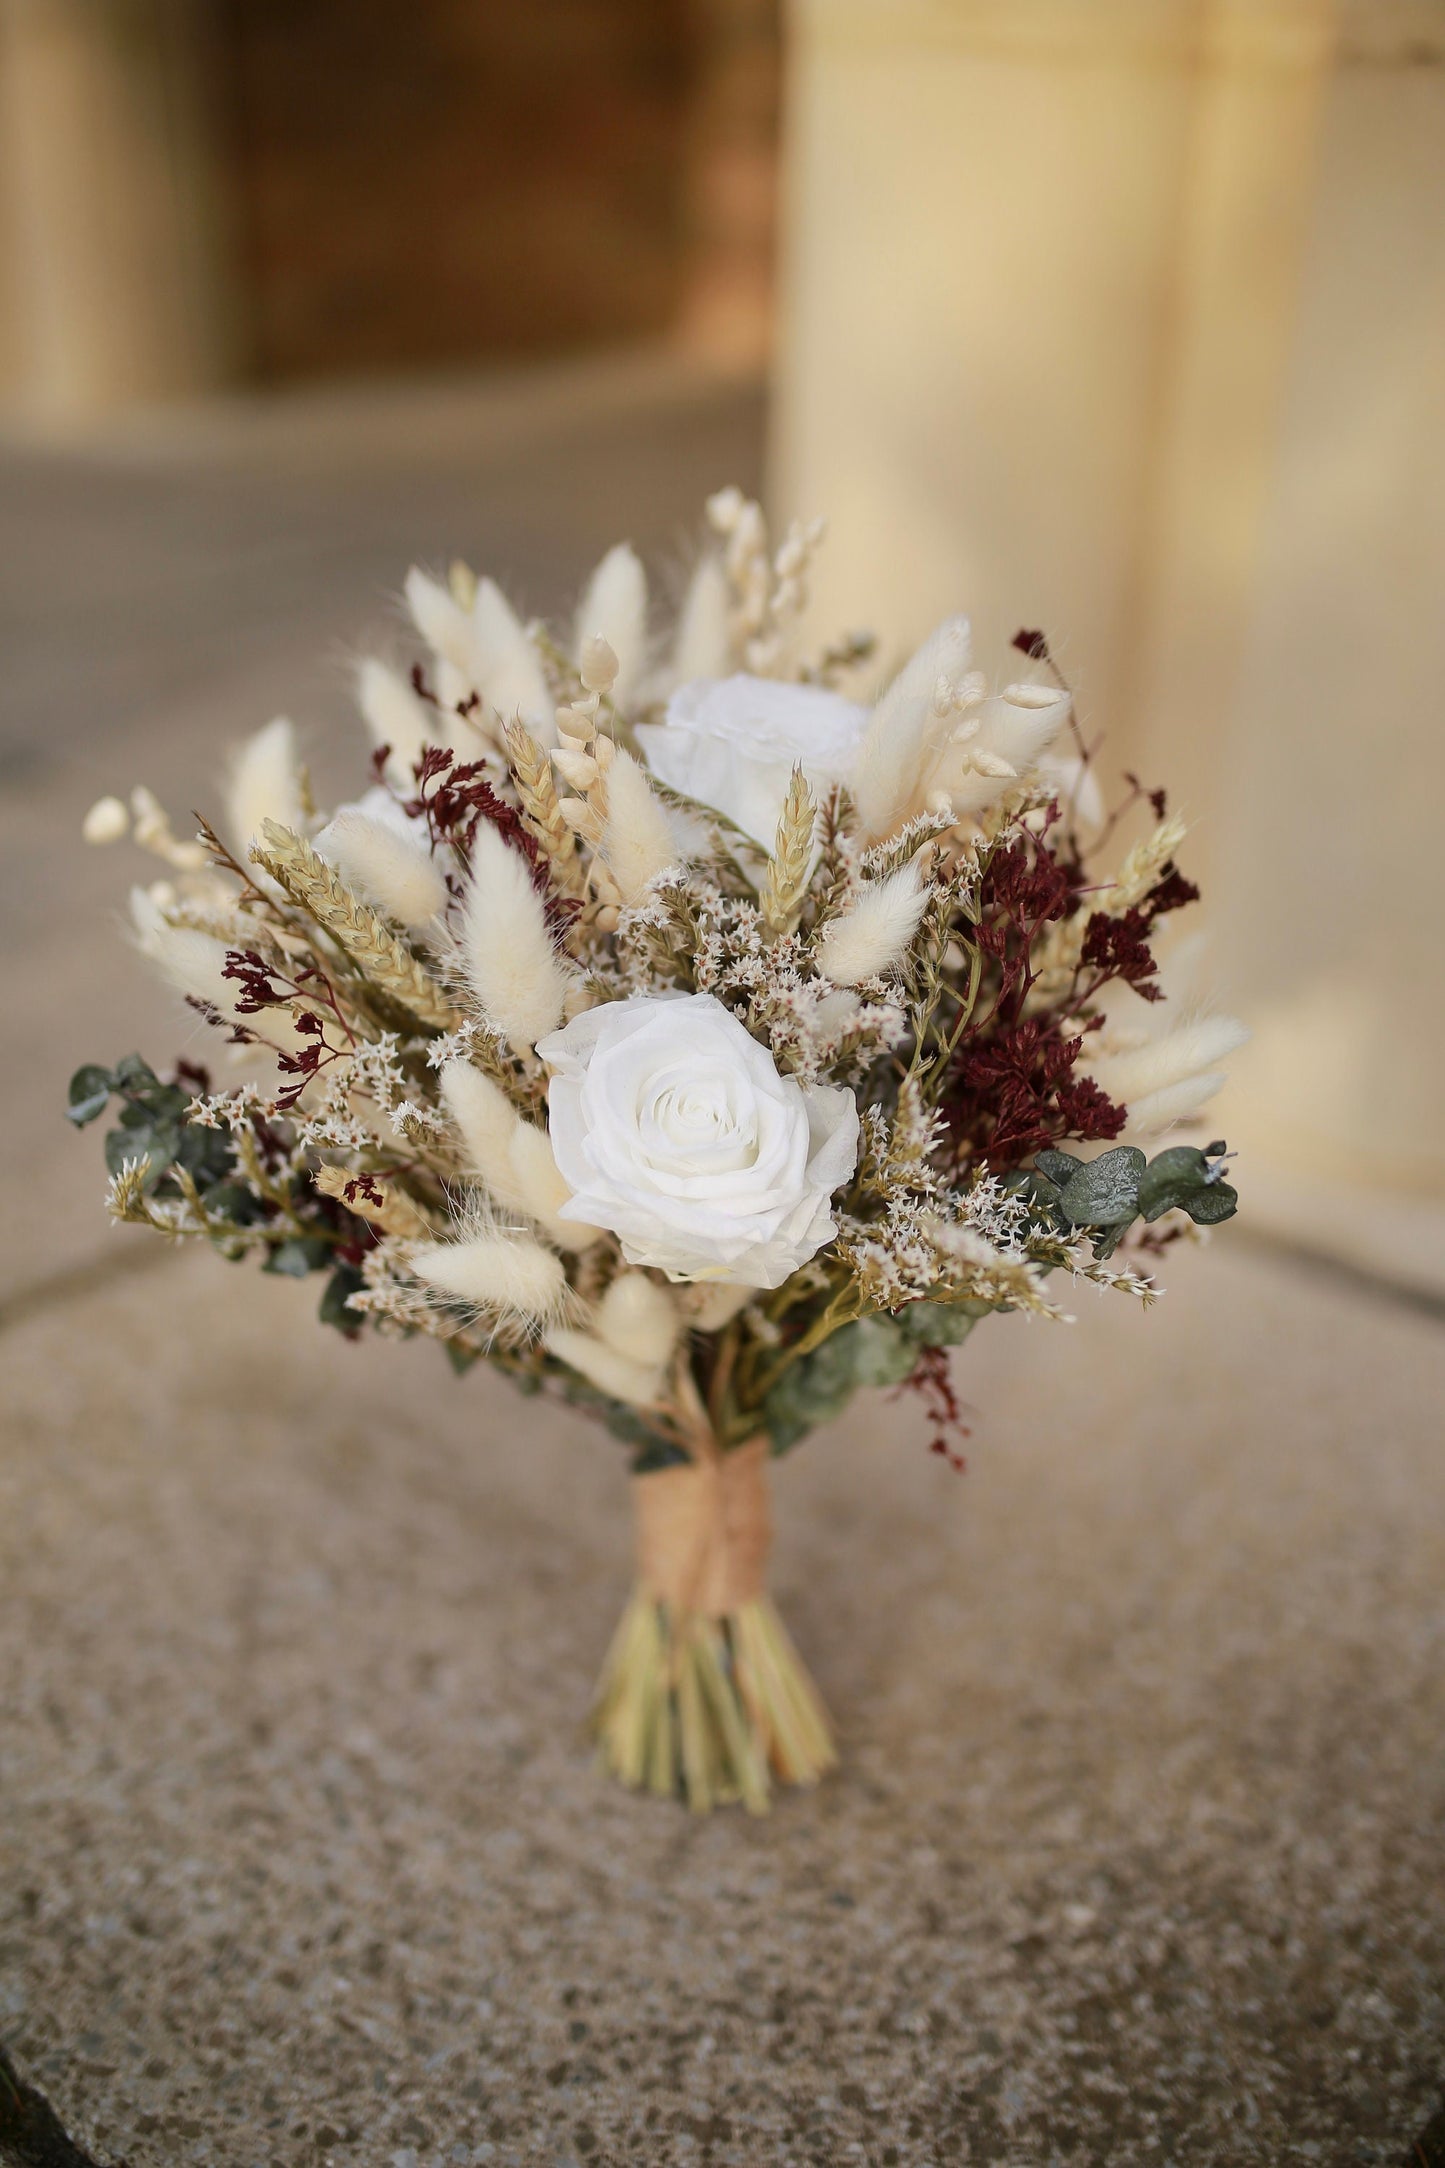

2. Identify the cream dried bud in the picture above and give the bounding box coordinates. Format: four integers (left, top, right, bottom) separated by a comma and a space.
706, 485, 746, 532
83, 795, 130, 844
681, 1282, 752, 1331
551, 745, 601, 793
129, 787, 209, 871
555, 703, 595, 745
594, 1272, 679, 1367
545, 1327, 662, 1409
579, 636, 619, 695
557, 796, 604, 841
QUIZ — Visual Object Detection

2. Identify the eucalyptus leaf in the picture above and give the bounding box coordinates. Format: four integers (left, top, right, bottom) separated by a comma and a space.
904, 1300, 989, 1349
1054, 1145, 1146, 1227
200, 1180, 264, 1226
764, 1314, 917, 1454
1136, 1144, 1210, 1222
66, 1065, 114, 1126
1034, 1148, 1085, 1187
112, 1053, 159, 1090
319, 1263, 365, 1335
103, 1126, 167, 1190
264, 1236, 334, 1278
1182, 1180, 1238, 1226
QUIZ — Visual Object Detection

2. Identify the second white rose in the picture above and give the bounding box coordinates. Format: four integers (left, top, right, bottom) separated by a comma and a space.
537, 993, 860, 1289
635, 673, 870, 848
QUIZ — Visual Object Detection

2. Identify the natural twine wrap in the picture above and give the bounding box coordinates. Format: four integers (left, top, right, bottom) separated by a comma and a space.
597, 1438, 833, 1809
633, 1436, 771, 1618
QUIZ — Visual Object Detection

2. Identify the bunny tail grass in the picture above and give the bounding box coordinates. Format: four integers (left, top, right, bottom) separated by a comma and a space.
591, 1591, 837, 1815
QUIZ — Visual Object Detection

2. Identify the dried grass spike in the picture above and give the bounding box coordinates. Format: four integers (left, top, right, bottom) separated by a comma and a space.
503, 720, 583, 893
251, 820, 459, 1031
758, 766, 816, 936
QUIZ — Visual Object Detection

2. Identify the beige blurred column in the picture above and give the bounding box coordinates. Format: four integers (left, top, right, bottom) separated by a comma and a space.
0, 0, 235, 423
774, 0, 1445, 1286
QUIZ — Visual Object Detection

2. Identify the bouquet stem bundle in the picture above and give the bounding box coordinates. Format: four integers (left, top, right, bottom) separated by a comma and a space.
73, 493, 1244, 1813
593, 1439, 836, 1812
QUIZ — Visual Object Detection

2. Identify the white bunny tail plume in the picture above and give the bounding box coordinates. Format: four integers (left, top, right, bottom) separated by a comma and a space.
226, 717, 306, 857
129, 887, 234, 1013
312, 808, 448, 932
508, 1123, 604, 1253
405, 567, 475, 677
413, 1230, 569, 1328
356, 658, 433, 787
601, 749, 678, 904
670, 550, 731, 683
130, 886, 310, 1059
545, 1327, 664, 1409
852, 616, 972, 839
576, 543, 648, 708
472, 577, 553, 741
1122, 1073, 1232, 1139
441, 1062, 601, 1250
1085, 1014, 1249, 1110
440, 1060, 524, 1197
594, 1272, 679, 1367
813, 861, 930, 986
457, 824, 570, 1050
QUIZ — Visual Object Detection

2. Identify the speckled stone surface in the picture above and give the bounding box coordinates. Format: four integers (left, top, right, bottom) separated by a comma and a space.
3, 1238, 1443, 2167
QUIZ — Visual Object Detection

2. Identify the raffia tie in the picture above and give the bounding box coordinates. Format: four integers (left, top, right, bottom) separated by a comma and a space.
633, 1437, 771, 1618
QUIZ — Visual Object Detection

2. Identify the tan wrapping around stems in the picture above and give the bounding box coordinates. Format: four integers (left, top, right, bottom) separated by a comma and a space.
633, 1437, 771, 1618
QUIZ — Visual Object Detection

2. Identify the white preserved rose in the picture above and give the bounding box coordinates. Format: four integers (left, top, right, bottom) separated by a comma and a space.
537, 992, 860, 1289
635, 673, 869, 848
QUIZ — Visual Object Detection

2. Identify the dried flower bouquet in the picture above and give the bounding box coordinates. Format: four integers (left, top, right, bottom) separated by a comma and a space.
73, 491, 1244, 1813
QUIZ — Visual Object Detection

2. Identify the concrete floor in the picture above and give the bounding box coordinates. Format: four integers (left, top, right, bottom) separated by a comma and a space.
2, 359, 1443, 2168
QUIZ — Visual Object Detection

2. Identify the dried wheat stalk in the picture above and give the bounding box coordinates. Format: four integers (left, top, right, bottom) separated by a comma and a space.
251, 820, 460, 1030
758, 766, 816, 937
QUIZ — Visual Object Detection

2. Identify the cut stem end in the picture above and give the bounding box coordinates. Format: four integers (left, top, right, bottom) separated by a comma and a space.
591, 1589, 837, 1815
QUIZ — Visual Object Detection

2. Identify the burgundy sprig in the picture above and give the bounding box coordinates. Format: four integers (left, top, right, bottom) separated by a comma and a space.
896, 1345, 971, 1472
220, 949, 357, 1114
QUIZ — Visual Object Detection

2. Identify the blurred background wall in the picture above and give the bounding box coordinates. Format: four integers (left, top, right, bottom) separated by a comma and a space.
775, 0, 1445, 1287
1, 0, 1441, 1290
0, 0, 779, 411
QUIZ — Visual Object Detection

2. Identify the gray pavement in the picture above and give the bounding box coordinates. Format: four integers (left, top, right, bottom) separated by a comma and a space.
1, 361, 1442, 2167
